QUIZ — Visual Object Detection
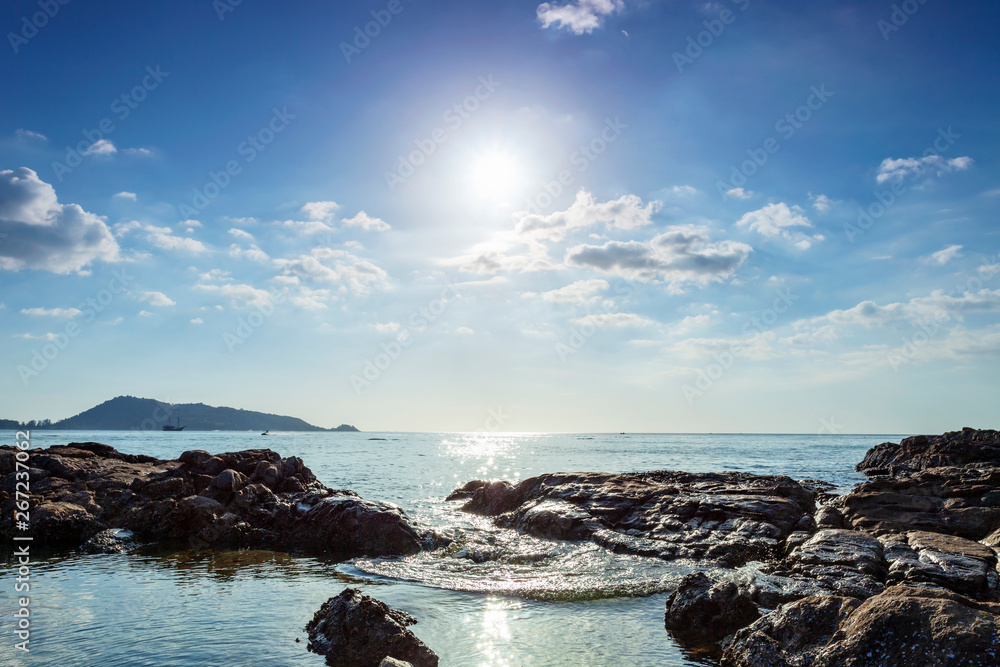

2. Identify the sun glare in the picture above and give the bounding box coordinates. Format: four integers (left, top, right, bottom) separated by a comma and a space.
470, 152, 522, 202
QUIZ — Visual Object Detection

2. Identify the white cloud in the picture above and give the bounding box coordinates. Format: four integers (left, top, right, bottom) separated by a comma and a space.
140, 291, 176, 307
736, 202, 824, 249
82, 139, 118, 156
122, 147, 153, 156
301, 201, 340, 221
572, 312, 653, 328
456, 326, 475, 335
0, 167, 120, 274
182, 219, 202, 228
537, 0, 624, 34
566, 225, 752, 290
115, 221, 208, 253
926, 244, 963, 266
665, 185, 699, 197
876, 155, 973, 184
16, 129, 47, 141
280, 219, 335, 235
273, 247, 389, 296
228, 228, 255, 241
290, 286, 334, 311
373, 322, 401, 335
515, 189, 661, 241
809, 193, 833, 213
21, 307, 82, 318
228, 243, 269, 262
799, 288, 1000, 333
523, 279, 609, 304
194, 281, 276, 308
725, 187, 753, 200
114, 191, 137, 201
190, 318, 204, 325
138, 310, 154, 317
342, 211, 391, 232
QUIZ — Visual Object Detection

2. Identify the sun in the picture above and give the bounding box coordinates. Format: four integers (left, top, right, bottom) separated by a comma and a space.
470, 152, 522, 202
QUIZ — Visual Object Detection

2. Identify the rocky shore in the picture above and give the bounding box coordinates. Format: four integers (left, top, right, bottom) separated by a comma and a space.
451, 427, 1000, 666
0, 442, 423, 557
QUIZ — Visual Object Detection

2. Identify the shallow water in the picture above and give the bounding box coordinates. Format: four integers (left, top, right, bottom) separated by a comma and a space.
0, 431, 895, 666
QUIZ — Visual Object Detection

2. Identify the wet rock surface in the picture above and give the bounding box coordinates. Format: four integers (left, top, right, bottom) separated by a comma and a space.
0, 442, 422, 558
664, 572, 760, 644
857, 427, 1000, 475
305, 588, 438, 667
450, 470, 819, 567
723, 586, 1000, 667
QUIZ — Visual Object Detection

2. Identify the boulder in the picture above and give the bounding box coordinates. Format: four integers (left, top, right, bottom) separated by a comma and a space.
857, 428, 1000, 475
881, 531, 1000, 601
305, 588, 438, 667
664, 572, 760, 644
723, 586, 1000, 667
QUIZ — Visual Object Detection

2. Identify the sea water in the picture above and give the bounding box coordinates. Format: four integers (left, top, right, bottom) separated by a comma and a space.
0, 431, 894, 667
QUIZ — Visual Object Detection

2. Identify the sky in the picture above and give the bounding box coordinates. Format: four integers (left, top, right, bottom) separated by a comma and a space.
1, 0, 998, 433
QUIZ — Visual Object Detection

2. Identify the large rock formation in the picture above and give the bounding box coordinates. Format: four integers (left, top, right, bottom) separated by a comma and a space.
305, 588, 438, 667
664, 572, 760, 644
722, 586, 1000, 667
0, 442, 422, 557
857, 427, 1000, 475
448, 471, 819, 567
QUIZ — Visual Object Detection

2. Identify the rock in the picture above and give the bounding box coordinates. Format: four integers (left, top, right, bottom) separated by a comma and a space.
835, 464, 1000, 540
768, 529, 887, 600
723, 586, 1000, 667
664, 572, 760, 644
380, 659, 414, 667
305, 588, 438, 667
0, 443, 423, 560
451, 470, 819, 566
721, 594, 862, 667
81, 528, 139, 554
881, 531, 1000, 601
857, 428, 1000, 475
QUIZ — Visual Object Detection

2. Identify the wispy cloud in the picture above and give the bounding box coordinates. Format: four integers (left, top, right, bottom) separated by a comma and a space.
537, 0, 624, 34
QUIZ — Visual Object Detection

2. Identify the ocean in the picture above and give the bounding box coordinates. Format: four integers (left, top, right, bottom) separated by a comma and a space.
0, 431, 896, 667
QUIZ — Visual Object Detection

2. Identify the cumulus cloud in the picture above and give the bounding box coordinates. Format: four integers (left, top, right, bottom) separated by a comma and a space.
926, 244, 963, 266
115, 221, 207, 253
228, 228, 255, 241
114, 191, 137, 201
21, 307, 82, 318
799, 288, 1000, 332
194, 280, 276, 308
342, 211, 390, 232
140, 291, 176, 307
537, 0, 624, 34
515, 189, 661, 241
566, 225, 752, 290
190, 318, 204, 325
725, 187, 753, 200
876, 155, 973, 184
736, 202, 825, 250
228, 243, 269, 262
301, 201, 340, 221
280, 219, 335, 234
273, 247, 389, 296
0, 167, 119, 274
83, 139, 117, 156
524, 279, 609, 304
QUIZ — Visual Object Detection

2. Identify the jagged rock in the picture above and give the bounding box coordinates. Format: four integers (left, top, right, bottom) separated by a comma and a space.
664, 572, 760, 644
81, 528, 139, 554
768, 529, 887, 600
881, 531, 1000, 601
723, 586, 1000, 667
0, 443, 423, 559
380, 659, 414, 667
451, 471, 819, 567
857, 428, 1000, 475
305, 588, 438, 667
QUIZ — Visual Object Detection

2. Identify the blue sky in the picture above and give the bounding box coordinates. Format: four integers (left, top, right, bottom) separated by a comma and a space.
1, 0, 998, 433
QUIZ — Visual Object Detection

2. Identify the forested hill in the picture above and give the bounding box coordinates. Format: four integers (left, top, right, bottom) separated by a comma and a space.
2, 396, 360, 432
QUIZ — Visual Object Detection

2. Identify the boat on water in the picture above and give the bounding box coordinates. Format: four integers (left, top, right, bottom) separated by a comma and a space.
162, 416, 186, 432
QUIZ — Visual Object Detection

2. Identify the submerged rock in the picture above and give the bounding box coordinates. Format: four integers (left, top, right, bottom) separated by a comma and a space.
305, 588, 438, 667
723, 586, 1000, 667
0, 442, 422, 558
452, 470, 819, 567
664, 572, 760, 644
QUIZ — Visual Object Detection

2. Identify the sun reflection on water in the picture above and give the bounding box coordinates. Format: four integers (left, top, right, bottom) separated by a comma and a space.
476, 597, 520, 667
